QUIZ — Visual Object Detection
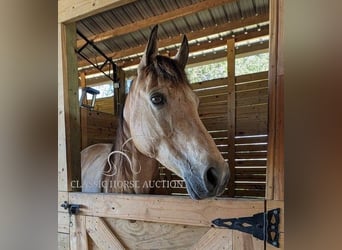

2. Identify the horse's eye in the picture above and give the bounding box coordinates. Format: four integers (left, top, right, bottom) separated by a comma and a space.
150, 93, 165, 105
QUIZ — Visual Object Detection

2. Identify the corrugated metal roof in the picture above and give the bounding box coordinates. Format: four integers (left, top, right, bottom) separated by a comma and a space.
76, 0, 269, 71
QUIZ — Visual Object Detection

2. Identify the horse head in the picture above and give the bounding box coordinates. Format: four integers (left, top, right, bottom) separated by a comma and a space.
124, 25, 230, 199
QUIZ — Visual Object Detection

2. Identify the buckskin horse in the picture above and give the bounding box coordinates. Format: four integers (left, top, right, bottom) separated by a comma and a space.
81, 25, 230, 200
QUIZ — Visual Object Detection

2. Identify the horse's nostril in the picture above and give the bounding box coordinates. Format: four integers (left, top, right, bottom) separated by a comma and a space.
206, 167, 218, 192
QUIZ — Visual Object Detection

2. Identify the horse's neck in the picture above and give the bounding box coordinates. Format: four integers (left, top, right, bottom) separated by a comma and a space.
103, 118, 160, 194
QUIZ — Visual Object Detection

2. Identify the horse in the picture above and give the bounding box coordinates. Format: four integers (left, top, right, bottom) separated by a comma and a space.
81, 25, 230, 200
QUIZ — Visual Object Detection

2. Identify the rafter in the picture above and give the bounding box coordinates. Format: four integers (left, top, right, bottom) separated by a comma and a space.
77, 0, 238, 47
78, 13, 269, 67
81, 26, 269, 76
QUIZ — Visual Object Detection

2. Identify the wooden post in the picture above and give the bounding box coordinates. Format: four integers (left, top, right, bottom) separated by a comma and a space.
266, 0, 284, 201
266, 0, 284, 248
61, 22, 81, 191
227, 39, 236, 197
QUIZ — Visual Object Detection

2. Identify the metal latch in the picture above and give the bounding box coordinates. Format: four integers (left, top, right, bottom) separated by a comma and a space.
61, 201, 81, 215
212, 208, 280, 248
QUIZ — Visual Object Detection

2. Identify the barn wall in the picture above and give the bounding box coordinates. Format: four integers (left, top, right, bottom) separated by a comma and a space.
93, 96, 115, 114
80, 108, 117, 149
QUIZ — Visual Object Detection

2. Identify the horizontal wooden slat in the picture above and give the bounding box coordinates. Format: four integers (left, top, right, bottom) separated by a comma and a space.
235, 174, 266, 182
235, 144, 268, 151
235, 190, 265, 197
236, 95, 268, 107
235, 136, 268, 144
236, 80, 268, 91
199, 94, 227, 105
191, 78, 227, 90
69, 193, 264, 227
195, 86, 228, 97
235, 151, 267, 158
236, 88, 268, 99
209, 130, 228, 138
235, 71, 268, 83
236, 104, 268, 115
235, 183, 266, 190
235, 167, 267, 175
235, 160, 267, 166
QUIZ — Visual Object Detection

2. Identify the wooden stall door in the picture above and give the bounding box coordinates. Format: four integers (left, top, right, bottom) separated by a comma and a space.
66, 193, 266, 250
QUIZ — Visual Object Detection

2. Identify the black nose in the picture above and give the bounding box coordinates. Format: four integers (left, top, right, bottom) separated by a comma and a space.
205, 167, 219, 192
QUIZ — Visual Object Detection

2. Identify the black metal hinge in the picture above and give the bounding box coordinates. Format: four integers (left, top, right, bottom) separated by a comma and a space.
61, 201, 81, 215
212, 208, 280, 248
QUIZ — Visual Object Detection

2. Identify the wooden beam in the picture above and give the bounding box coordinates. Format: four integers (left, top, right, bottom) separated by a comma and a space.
191, 228, 233, 250
78, 13, 269, 66
60, 22, 81, 191
58, 0, 136, 23
79, 71, 86, 88
58, 24, 70, 192
226, 39, 236, 197
86, 216, 125, 249
266, 0, 284, 201
77, 0, 239, 47
69, 193, 264, 227
70, 215, 88, 250
105, 28, 269, 71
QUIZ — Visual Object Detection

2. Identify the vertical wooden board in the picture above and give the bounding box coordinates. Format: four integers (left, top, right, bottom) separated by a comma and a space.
58, 191, 69, 213
233, 231, 264, 250
61, 22, 81, 191
70, 215, 88, 250
227, 38, 236, 197
86, 217, 125, 250
58, 233, 70, 250
191, 228, 233, 250
103, 218, 209, 249
266, 200, 284, 250
266, 0, 284, 200
58, 212, 70, 234
58, 24, 69, 192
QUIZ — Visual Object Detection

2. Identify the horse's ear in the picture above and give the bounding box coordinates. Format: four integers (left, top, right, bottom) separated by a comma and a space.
139, 25, 158, 69
174, 35, 189, 70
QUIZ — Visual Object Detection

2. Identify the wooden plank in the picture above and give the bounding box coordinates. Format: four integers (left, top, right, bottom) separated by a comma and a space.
58, 24, 70, 192
80, 14, 269, 69
69, 193, 264, 227
233, 231, 264, 250
195, 86, 228, 97
58, 191, 69, 213
236, 80, 268, 91
237, 104, 268, 115
61, 22, 81, 191
70, 215, 88, 250
103, 218, 208, 249
235, 71, 268, 83
199, 93, 228, 105
227, 38, 236, 197
58, 233, 70, 250
191, 228, 233, 250
58, 0, 136, 23
236, 95, 269, 107
236, 88, 268, 99
58, 212, 70, 234
191, 78, 227, 90
82, 0, 236, 44
236, 160, 267, 166
86, 216, 125, 249
234, 190, 265, 197
266, 0, 284, 200
235, 168, 266, 175
235, 136, 268, 144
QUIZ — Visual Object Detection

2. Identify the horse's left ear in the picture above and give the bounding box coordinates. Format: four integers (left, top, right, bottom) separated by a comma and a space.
174, 35, 189, 70
139, 25, 158, 69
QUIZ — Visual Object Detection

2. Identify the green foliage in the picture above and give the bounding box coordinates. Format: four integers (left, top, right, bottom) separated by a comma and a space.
185, 53, 269, 84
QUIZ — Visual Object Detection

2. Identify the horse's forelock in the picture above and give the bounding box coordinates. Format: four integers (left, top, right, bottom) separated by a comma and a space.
142, 55, 188, 86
